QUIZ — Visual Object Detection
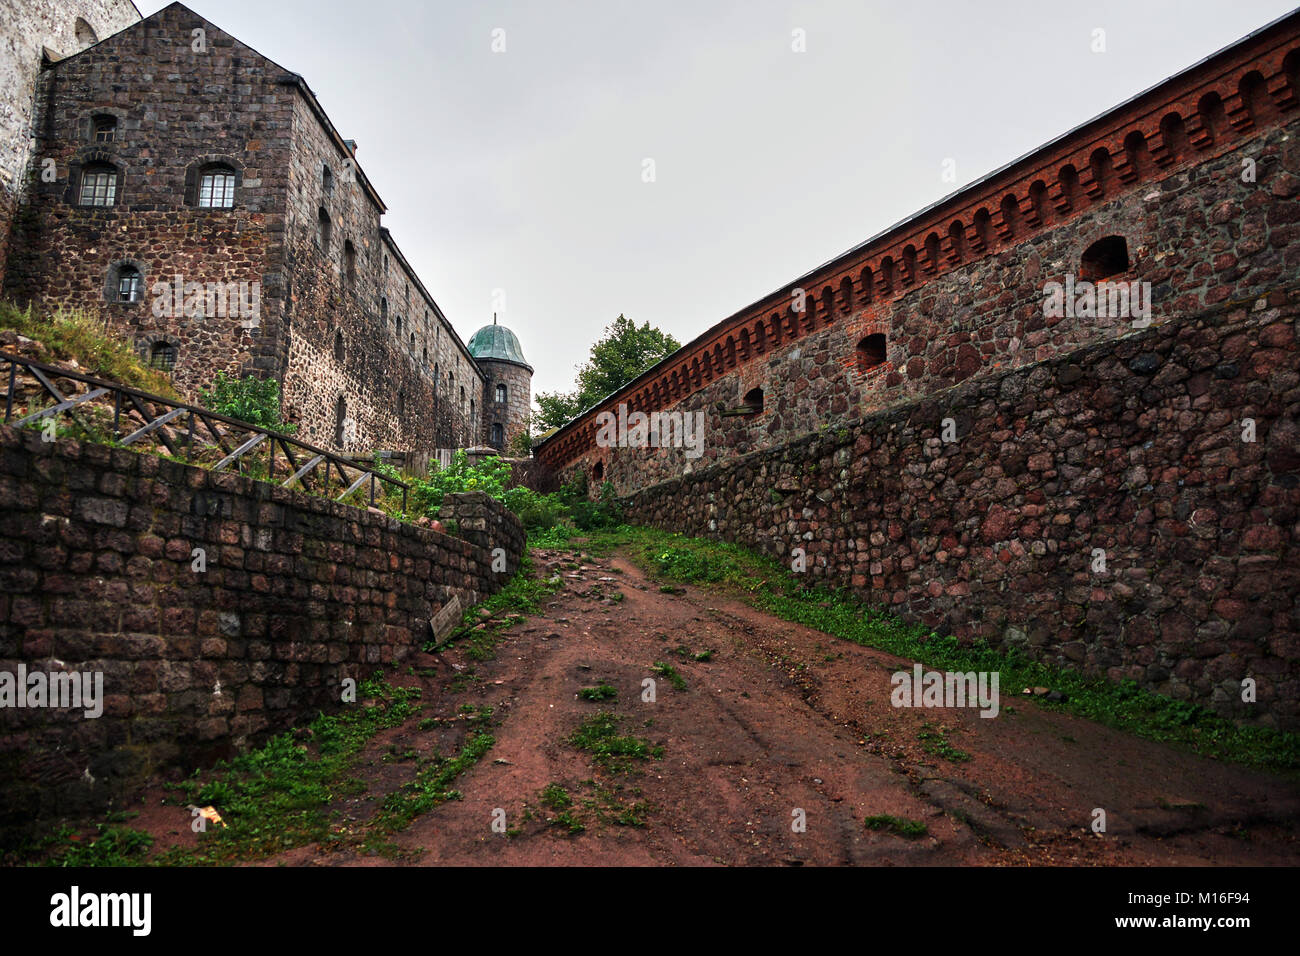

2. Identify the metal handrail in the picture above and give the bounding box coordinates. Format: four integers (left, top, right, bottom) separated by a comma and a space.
0, 350, 409, 512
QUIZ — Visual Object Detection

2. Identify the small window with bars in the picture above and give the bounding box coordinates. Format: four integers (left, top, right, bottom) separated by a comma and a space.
92, 115, 116, 143
149, 342, 177, 371
79, 165, 117, 206
117, 266, 142, 303
198, 167, 236, 208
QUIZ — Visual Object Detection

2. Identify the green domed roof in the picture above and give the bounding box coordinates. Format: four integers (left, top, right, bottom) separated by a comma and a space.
467, 321, 531, 371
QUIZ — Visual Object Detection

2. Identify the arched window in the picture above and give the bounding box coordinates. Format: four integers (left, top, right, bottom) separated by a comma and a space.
593, 461, 605, 483
470, 398, 475, 419
333, 329, 344, 362
197, 164, 236, 208
495, 383, 507, 404
397, 390, 405, 416
334, 396, 347, 447
383, 254, 389, 274
396, 315, 402, 337
79, 163, 117, 206
317, 207, 331, 250
322, 164, 333, 194
74, 18, 98, 48
92, 115, 116, 143
856, 333, 887, 372
742, 386, 764, 415
148, 341, 177, 371
116, 265, 142, 303
422, 346, 428, 364
380, 297, 388, 322
1080, 235, 1129, 281
409, 332, 415, 352
491, 423, 504, 447
460, 385, 466, 404
343, 240, 357, 285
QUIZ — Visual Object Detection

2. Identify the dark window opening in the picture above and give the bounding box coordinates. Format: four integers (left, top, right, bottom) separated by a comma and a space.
344, 240, 357, 285
92, 115, 116, 143
333, 329, 344, 362
495, 383, 507, 404
322, 164, 333, 194
148, 341, 177, 371
1080, 235, 1129, 282
116, 265, 142, 303
397, 390, 405, 416
75, 17, 98, 48
317, 207, 331, 250
856, 333, 887, 372
593, 461, 604, 483
491, 423, 504, 448
334, 396, 346, 447
741, 386, 764, 415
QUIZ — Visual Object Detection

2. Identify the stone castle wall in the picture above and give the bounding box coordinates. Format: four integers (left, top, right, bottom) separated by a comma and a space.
538, 19, 1300, 489
0, 0, 140, 288
1, 5, 293, 401
621, 294, 1300, 729
553, 117, 1300, 495
0, 424, 524, 836
0, 3, 484, 457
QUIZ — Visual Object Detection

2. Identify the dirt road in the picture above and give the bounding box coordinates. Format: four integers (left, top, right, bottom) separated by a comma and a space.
240, 544, 1299, 866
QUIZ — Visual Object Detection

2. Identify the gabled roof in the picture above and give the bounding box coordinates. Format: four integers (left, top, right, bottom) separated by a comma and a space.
46, 2, 386, 212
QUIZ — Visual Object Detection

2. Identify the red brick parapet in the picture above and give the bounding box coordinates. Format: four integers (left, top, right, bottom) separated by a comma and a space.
537, 11, 1300, 471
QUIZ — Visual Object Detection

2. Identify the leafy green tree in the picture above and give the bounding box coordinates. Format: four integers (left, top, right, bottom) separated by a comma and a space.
534, 314, 680, 432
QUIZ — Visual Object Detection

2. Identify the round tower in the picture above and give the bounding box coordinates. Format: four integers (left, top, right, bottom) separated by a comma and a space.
467, 315, 533, 454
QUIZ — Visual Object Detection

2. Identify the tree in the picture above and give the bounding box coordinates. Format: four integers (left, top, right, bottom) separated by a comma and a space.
534, 314, 681, 432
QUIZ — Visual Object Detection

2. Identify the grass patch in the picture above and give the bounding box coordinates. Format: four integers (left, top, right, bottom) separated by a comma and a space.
568, 712, 664, 771
863, 814, 929, 838
651, 661, 688, 692
918, 723, 972, 763
38, 672, 421, 866
591, 526, 1300, 777
579, 684, 618, 701
430, 555, 561, 658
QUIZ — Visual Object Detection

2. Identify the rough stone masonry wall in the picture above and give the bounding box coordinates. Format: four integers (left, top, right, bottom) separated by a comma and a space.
277, 92, 481, 455
0, 0, 140, 288
1, 5, 296, 400
621, 294, 1300, 729
0, 425, 524, 835
550, 103, 1300, 497
478, 358, 532, 450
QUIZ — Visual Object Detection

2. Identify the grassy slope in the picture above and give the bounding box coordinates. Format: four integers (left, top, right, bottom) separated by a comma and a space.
0, 301, 179, 398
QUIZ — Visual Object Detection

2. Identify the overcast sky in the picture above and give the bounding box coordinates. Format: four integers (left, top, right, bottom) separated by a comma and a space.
139, 0, 1299, 400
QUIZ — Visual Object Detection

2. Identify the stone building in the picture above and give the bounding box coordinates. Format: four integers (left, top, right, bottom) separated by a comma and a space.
0, 0, 142, 281
0, 1, 526, 459
467, 316, 533, 453
536, 12, 1300, 496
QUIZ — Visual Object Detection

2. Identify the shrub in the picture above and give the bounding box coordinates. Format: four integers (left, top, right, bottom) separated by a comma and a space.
199, 371, 295, 433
